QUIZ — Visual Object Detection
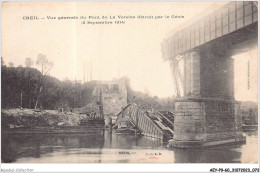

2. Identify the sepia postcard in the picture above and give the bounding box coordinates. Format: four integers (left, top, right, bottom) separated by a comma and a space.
1, 1, 259, 172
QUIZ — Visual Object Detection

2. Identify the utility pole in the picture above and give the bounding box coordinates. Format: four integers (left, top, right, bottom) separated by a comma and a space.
87, 58, 89, 82
90, 58, 92, 81
83, 60, 86, 83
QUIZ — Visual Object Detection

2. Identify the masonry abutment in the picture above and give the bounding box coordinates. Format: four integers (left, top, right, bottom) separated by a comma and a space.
170, 47, 244, 148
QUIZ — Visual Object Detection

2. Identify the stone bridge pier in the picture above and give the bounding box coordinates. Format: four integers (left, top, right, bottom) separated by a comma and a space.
163, 2, 258, 148
172, 46, 243, 148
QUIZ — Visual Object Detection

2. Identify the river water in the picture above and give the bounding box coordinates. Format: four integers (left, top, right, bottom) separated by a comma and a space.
1, 130, 258, 163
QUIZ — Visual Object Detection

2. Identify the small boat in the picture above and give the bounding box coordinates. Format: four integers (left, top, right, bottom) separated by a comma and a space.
113, 118, 141, 135
115, 127, 141, 135
242, 124, 258, 131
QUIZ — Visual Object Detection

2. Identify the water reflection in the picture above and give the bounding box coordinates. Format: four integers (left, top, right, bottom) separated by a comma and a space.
1, 130, 258, 163
173, 146, 242, 163
103, 129, 163, 149
240, 131, 258, 163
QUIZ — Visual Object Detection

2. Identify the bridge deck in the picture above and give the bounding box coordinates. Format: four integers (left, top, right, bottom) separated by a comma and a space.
161, 1, 258, 60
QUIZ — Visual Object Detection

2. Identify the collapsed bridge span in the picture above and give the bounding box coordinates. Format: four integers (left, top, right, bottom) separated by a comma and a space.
113, 103, 174, 140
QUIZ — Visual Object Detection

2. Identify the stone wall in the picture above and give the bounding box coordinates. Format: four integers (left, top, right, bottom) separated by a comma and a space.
205, 101, 235, 133
174, 99, 243, 143
93, 78, 127, 117
174, 101, 206, 141
204, 100, 243, 141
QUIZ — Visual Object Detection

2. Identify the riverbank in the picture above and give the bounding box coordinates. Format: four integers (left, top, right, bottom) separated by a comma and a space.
1, 108, 88, 130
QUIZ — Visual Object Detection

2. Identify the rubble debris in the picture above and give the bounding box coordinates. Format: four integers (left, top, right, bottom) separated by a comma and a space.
1, 108, 88, 129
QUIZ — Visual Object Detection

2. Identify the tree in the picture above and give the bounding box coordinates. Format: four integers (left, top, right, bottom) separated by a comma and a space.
25, 57, 34, 68
1, 57, 5, 66
24, 58, 34, 108
1, 65, 54, 109
8, 62, 14, 67
34, 54, 54, 109
36, 54, 53, 75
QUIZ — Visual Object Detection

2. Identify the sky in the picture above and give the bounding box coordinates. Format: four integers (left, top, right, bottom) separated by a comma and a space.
1, 1, 258, 102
